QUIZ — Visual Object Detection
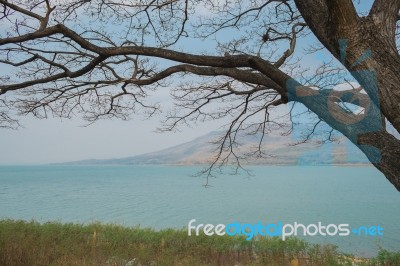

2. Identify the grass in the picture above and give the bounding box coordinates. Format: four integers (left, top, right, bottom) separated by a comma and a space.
0, 219, 399, 266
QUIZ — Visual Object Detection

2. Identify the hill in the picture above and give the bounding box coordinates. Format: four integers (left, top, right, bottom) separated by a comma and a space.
58, 131, 370, 166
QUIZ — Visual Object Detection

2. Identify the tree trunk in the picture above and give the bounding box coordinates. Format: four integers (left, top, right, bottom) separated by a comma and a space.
293, 0, 400, 191
359, 132, 400, 190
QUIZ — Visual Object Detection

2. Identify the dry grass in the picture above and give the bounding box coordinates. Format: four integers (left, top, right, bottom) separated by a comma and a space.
0, 219, 399, 266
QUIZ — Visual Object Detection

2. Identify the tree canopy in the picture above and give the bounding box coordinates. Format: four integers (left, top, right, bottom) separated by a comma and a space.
0, 0, 399, 190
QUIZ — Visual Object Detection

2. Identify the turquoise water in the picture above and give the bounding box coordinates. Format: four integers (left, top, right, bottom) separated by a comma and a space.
0, 165, 399, 256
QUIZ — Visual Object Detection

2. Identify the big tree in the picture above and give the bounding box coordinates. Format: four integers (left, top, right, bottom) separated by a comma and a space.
0, 0, 399, 190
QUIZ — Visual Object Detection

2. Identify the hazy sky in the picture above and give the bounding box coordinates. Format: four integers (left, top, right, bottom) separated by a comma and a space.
0, 113, 224, 165
0, 1, 376, 165
0, 75, 227, 164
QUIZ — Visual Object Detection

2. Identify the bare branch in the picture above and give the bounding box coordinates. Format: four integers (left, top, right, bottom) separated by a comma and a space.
274, 22, 307, 68
0, 0, 44, 21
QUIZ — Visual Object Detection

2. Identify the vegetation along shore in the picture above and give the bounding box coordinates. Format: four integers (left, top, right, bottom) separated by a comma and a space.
0, 220, 399, 265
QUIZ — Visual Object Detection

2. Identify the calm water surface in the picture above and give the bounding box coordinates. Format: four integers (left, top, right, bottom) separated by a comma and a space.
0, 165, 399, 256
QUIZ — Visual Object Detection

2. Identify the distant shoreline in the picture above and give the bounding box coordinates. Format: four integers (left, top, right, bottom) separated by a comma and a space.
48, 162, 372, 167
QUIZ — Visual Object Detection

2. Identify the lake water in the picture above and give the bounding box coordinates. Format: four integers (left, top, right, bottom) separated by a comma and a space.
0, 165, 399, 256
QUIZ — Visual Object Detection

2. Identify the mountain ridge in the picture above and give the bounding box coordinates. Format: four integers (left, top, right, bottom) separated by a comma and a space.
54, 131, 371, 166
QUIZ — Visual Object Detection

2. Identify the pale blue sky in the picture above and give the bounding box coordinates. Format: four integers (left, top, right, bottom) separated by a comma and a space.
0, 0, 377, 164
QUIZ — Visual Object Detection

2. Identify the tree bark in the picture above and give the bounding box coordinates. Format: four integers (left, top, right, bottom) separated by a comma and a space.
294, 0, 400, 134
294, 0, 400, 191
